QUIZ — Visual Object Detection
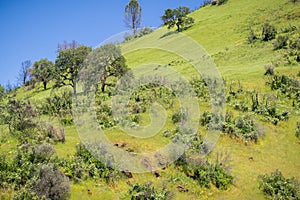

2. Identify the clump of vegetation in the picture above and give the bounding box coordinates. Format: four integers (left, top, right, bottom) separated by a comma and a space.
258, 170, 300, 200
266, 74, 300, 101
0, 142, 70, 200
296, 122, 300, 138
262, 23, 277, 41
124, 27, 154, 42
59, 143, 121, 184
211, 0, 229, 5
127, 182, 171, 200
190, 77, 209, 100
273, 35, 289, 50
41, 89, 73, 125
248, 29, 258, 43
200, 111, 264, 143
264, 64, 275, 76
177, 153, 233, 190
172, 109, 187, 124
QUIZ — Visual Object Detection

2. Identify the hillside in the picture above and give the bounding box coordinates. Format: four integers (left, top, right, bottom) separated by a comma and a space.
1, 0, 300, 199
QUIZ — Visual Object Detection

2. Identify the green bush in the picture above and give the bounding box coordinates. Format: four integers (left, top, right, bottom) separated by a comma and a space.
248, 29, 258, 43
217, 0, 229, 5
128, 182, 171, 200
181, 153, 233, 190
172, 109, 187, 124
262, 23, 277, 41
259, 170, 300, 200
264, 64, 275, 76
273, 35, 289, 50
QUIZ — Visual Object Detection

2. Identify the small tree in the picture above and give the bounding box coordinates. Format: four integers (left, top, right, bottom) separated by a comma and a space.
55, 44, 92, 95
18, 60, 31, 86
161, 7, 194, 32
125, 0, 142, 34
31, 58, 54, 90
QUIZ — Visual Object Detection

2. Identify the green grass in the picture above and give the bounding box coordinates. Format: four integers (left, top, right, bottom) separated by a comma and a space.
1, 0, 300, 199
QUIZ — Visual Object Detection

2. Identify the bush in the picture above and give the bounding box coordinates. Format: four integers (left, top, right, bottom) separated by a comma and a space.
211, 0, 228, 5
248, 29, 258, 43
128, 182, 171, 200
32, 164, 70, 200
172, 109, 187, 124
217, 0, 229, 5
273, 35, 289, 50
262, 23, 277, 41
259, 170, 300, 200
181, 153, 233, 190
264, 64, 275, 76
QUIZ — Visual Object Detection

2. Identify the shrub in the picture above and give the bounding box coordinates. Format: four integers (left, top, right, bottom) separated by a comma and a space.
172, 109, 187, 124
32, 164, 70, 200
248, 29, 258, 43
262, 23, 277, 41
217, 0, 229, 5
296, 122, 300, 137
182, 153, 233, 190
264, 64, 275, 76
42, 89, 73, 124
258, 170, 300, 200
128, 182, 171, 200
273, 35, 289, 50
1, 99, 39, 141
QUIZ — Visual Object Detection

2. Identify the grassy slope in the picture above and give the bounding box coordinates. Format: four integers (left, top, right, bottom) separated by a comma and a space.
1, 0, 300, 199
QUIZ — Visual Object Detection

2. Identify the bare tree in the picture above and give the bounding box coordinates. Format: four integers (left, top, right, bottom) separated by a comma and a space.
57, 40, 78, 51
18, 60, 31, 86
124, 0, 142, 34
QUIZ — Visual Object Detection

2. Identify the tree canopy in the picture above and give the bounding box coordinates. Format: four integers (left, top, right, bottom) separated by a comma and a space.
161, 6, 194, 32
80, 44, 129, 93
55, 45, 92, 95
30, 58, 54, 90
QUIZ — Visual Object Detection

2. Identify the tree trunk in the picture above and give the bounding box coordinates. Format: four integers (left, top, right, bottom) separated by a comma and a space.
176, 24, 180, 32
101, 82, 106, 93
43, 81, 47, 90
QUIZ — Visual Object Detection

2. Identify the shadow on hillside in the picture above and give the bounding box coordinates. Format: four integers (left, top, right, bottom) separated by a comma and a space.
160, 31, 178, 39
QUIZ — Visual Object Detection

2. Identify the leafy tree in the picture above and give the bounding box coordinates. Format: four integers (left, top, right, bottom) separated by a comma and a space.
55, 45, 92, 95
18, 60, 31, 86
81, 44, 129, 93
161, 7, 194, 32
30, 58, 54, 90
125, 0, 142, 34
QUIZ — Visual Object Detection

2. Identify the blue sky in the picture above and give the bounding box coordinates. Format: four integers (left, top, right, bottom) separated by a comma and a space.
0, 0, 203, 86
